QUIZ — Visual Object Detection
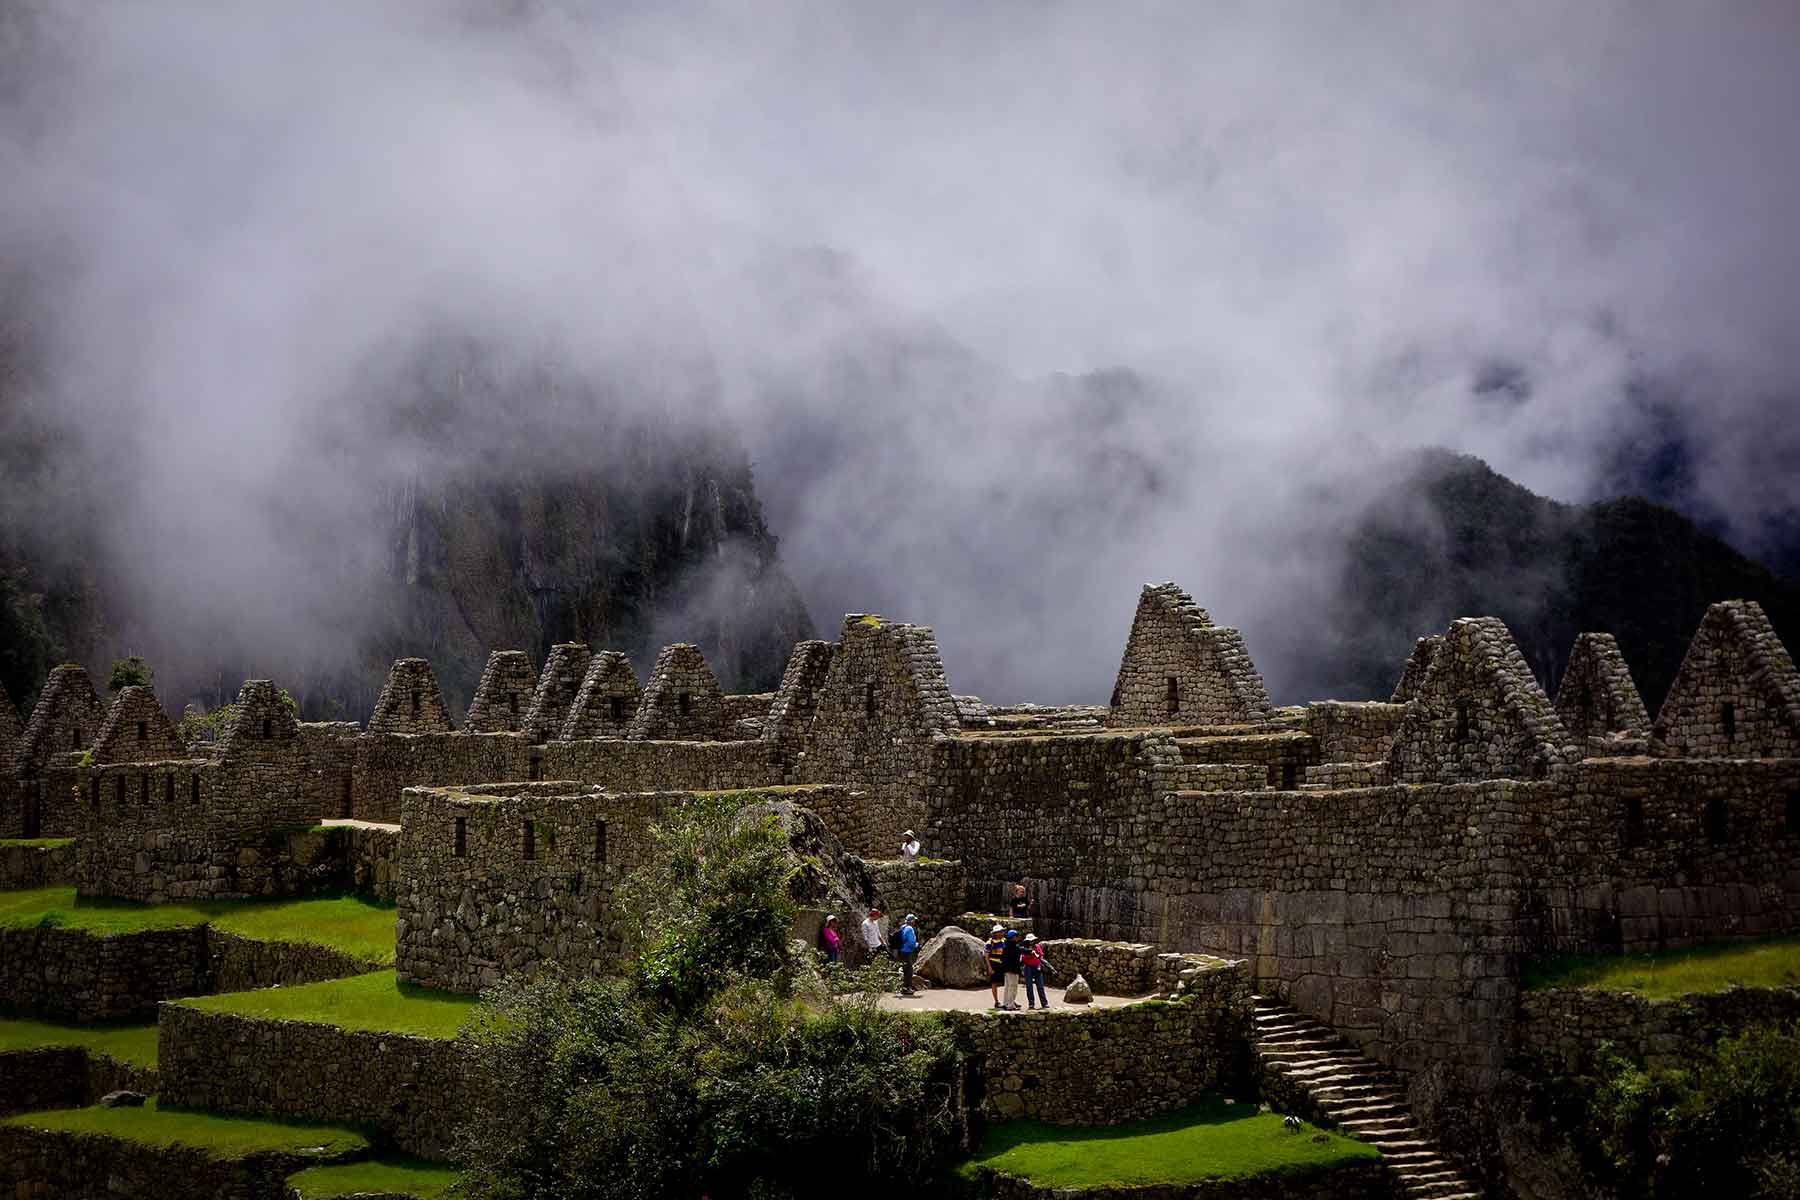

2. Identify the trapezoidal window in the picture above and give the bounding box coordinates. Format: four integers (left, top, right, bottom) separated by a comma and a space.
1166, 676, 1180, 716
1625, 796, 1645, 848
678, 692, 693, 716
528, 755, 542, 782
69, 727, 80, 750
1722, 702, 1737, 743
261, 717, 272, 739
609, 696, 625, 723
136, 720, 147, 742
1705, 796, 1729, 845
1455, 699, 1472, 743
507, 692, 519, 717
594, 820, 607, 864
164, 774, 174, 805
139, 775, 149, 805
1280, 764, 1297, 790
411, 689, 421, 717
190, 772, 201, 804
454, 817, 467, 858
522, 819, 536, 860
90, 777, 100, 808
864, 682, 877, 717
1788, 790, 1800, 837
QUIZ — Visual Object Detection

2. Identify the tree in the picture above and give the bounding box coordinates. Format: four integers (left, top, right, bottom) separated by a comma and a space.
107, 655, 153, 694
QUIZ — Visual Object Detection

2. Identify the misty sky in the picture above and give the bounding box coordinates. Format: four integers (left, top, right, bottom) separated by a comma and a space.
2, 1, 1797, 703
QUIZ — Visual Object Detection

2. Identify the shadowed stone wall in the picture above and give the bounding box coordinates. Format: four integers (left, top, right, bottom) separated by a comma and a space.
1651, 599, 1800, 759
367, 658, 454, 735
464, 649, 537, 734
1107, 583, 1273, 726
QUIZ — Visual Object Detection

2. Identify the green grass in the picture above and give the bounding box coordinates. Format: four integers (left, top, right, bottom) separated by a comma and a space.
287, 1156, 461, 1199
957, 1096, 1379, 1189
0, 838, 75, 850
0, 1017, 160, 1067
1523, 933, 1800, 998
0, 887, 396, 964
179, 970, 479, 1039
1, 1098, 369, 1160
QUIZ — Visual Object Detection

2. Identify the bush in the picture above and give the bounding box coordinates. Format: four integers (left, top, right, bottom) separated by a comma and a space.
454, 794, 964, 1200
107, 654, 153, 693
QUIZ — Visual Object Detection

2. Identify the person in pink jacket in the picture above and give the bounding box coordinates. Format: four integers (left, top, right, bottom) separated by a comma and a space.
820, 914, 843, 965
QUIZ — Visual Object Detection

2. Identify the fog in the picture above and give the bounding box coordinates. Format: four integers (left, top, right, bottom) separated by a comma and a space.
2, 1, 1796, 704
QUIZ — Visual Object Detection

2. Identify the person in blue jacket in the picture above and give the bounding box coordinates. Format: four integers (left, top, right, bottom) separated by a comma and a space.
896, 913, 921, 996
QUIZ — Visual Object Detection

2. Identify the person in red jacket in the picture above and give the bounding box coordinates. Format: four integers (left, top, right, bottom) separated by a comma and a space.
1021, 933, 1053, 1009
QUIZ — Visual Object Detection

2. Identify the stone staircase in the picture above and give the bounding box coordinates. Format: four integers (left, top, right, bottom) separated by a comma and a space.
1252, 995, 1481, 1200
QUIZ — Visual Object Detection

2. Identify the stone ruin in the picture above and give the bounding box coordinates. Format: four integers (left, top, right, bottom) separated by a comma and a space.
1106, 582, 1273, 725
462, 650, 538, 734
367, 659, 454, 736
561, 651, 640, 739
1555, 632, 1651, 753
1651, 598, 1800, 759
626, 643, 726, 740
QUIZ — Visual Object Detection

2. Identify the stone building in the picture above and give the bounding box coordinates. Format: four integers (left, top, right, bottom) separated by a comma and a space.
1555, 632, 1651, 752
1389, 635, 1441, 703
18, 664, 105, 765
367, 659, 455, 736
1651, 599, 1800, 759
1106, 582, 1273, 726
523, 643, 591, 743
561, 652, 640, 739
91, 686, 185, 764
463, 650, 537, 734
625, 644, 724, 741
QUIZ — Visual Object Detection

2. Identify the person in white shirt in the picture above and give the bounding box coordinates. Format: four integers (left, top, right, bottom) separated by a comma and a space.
899, 830, 921, 861
860, 907, 887, 959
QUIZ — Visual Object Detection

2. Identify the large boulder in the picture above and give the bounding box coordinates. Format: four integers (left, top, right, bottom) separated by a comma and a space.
1063, 973, 1093, 1004
917, 928, 992, 988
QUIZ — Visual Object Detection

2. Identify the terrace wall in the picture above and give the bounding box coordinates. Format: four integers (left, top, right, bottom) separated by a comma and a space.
1518, 985, 1800, 1072
0, 1124, 342, 1200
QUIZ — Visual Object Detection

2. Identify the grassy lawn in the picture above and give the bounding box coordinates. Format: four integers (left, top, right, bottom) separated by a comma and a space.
0, 1017, 160, 1067
958, 1096, 1379, 1190
0, 887, 396, 964
288, 1156, 461, 1199
0, 838, 75, 850
1523, 933, 1800, 998
1, 1098, 369, 1160
178, 970, 479, 1039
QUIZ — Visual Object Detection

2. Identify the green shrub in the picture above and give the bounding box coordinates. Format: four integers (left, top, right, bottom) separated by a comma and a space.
106, 655, 153, 694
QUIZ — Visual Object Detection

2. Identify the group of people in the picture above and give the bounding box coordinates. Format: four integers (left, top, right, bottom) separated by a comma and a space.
984, 924, 1054, 1010
817, 906, 924, 996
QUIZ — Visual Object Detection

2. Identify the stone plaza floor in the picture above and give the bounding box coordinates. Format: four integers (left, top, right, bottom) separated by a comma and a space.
874, 982, 1148, 1012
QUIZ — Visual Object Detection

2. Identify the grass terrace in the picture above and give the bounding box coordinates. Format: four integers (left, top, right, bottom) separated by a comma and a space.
0, 887, 397, 964
957, 1096, 1379, 1191
0, 1098, 369, 1161
287, 1156, 461, 1199
177, 970, 479, 1039
1524, 933, 1800, 998
0, 1017, 159, 1067
0, 838, 75, 850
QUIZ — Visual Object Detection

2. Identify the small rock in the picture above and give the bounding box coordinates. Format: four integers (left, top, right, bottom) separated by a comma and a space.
1063, 974, 1093, 1004
100, 1091, 146, 1108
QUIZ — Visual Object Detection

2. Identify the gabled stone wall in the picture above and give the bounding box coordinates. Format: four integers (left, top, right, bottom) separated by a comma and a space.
1106, 583, 1273, 726
561, 650, 640, 739
0, 681, 21, 781
626, 643, 726, 740
18, 664, 104, 765
463, 649, 537, 733
1388, 617, 1569, 783
523, 642, 590, 742
91, 686, 184, 763
1390, 635, 1442, 703
366, 658, 455, 735
1555, 632, 1651, 749
1651, 599, 1800, 759
1297, 701, 1408, 763
762, 639, 835, 761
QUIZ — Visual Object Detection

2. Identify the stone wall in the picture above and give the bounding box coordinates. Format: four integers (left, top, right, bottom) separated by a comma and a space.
1303, 762, 1390, 789
536, 738, 783, 793
867, 858, 966, 936
1518, 984, 1800, 1072
0, 925, 210, 1020
299, 721, 359, 820
1107, 583, 1273, 726
1035, 939, 1161, 996
17, 663, 104, 766
1297, 702, 1407, 763
1388, 617, 1568, 784
1651, 599, 1800, 759
0, 1047, 158, 1118
91, 685, 184, 763
762, 639, 836, 762
158, 1002, 489, 1160
367, 658, 455, 735
628, 643, 728, 740
351, 731, 530, 824
2, 761, 80, 839
561, 650, 640, 739
464, 649, 537, 734
524, 642, 591, 742
1389, 635, 1441, 703
1176, 730, 1319, 789
0, 837, 74, 888
1554, 633, 1651, 746
0, 1123, 355, 1200
943, 955, 1252, 1125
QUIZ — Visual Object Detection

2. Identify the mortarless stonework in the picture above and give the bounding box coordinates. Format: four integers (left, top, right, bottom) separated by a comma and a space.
18, 663, 105, 766
1555, 632, 1651, 751
762, 639, 836, 762
561, 650, 641, 739
1390, 636, 1442, 704
1651, 599, 1800, 759
523, 642, 591, 743
463, 649, 538, 734
1107, 582, 1273, 726
367, 658, 455, 735
627, 643, 727, 741
90, 686, 185, 764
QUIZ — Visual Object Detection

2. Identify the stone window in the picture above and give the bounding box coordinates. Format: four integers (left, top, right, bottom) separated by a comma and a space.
411, 689, 421, 717
454, 817, 467, 858
70, 727, 80, 750
1166, 676, 1180, 717
90, 777, 100, 808
1455, 699, 1471, 743
864, 682, 877, 717
1280, 763, 1297, 790
609, 696, 625, 723
136, 720, 147, 742
595, 820, 607, 864
1722, 702, 1737, 743
508, 692, 519, 717
678, 692, 693, 716
528, 755, 541, 782
164, 774, 174, 805
139, 774, 149, 805
1787, 790, 1800, 836
191, 772, 201, 804
261, 717, 272, 739
1705, 796, 1729, 845
523, 819, 536, 860
1625, 797, 1645, 848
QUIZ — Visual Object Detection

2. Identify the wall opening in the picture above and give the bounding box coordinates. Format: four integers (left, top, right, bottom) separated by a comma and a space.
117, 776, 128, 807
69, 727, 80, 750
454, 817, 467, 858
1454, 698, 1471, 743
595, 820, 607, 864
609, 696, 625, 723
678, 692, 693, 716
1722, 701, 1737, 743
90, 777, 100, 808
411, 689, 421, 717
1788, 790, 1800, 836
340, 776, 353, 819
1705, 796, 1729, 845
523, 819, 536, 860
1625, 796, 1645, 847
139, 774, 149, 805
508, 692, 519, 717
1280, 763, 1297, 790
191, 772, 201, 804
864, 681, 877, 717
261, 717, 272, 739
136, 720, 147, 742
528, 755, 542, 782
1166, 676, 1180, 716
164, 774, 174, 805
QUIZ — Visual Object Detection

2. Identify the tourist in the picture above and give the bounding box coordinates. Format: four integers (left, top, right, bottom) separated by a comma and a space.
985, 923, 1007, 1009
1000, 928, 1024, 1010
861, 907, 887, 961
900, 829, 921, 861
896, 913, 920, 996
820, 914, 842, 965
1008, 882, 1032, 920
1021, 933, 1052, 1009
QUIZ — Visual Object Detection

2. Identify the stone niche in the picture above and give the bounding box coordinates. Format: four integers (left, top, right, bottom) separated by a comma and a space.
367, 658, 455, 735
1105, 582, 1273, 727
1651, 599, 1800, 759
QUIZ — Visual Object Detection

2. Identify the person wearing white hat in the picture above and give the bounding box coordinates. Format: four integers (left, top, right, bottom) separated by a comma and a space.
896, 913, 920, 996
899, 830, 921, 861
986, 923, 1007, 1009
